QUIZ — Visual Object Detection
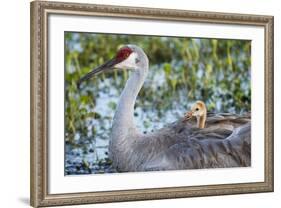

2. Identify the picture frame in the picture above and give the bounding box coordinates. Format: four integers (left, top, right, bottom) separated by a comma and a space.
30, 1, 274, 207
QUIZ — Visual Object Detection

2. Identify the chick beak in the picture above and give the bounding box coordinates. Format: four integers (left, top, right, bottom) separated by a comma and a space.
183, 111, 193, 122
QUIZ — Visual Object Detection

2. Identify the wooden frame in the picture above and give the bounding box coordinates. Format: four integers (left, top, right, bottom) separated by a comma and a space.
30, 1, 274, 207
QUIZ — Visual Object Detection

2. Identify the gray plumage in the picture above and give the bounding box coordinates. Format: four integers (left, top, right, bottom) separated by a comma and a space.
109, 113, 251, 172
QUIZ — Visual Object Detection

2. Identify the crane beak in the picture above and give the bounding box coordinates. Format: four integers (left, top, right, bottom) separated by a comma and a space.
77, 58, 118, 89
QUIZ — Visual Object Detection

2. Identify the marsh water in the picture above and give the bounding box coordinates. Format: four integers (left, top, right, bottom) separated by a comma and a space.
65, 33, 251, 175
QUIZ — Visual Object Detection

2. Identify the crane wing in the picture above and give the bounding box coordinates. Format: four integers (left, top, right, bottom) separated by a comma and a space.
141, 113, 251, 171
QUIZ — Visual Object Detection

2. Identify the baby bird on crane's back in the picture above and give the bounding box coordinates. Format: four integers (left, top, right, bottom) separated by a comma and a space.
183, 101, 207, 129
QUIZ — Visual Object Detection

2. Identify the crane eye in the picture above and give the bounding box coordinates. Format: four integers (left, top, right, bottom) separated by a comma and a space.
195, 108, 199, 111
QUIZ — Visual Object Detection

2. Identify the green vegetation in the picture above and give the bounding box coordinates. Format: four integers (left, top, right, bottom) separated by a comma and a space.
65, 32, 251, 174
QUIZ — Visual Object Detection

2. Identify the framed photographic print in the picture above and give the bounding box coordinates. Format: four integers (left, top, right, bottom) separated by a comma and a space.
30, 1, 274, 207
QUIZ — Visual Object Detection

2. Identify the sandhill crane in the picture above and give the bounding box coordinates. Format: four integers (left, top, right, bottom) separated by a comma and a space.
78, 45, 251, 172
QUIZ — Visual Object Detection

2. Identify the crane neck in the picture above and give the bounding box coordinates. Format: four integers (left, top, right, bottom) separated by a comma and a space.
111, 67, 148, 140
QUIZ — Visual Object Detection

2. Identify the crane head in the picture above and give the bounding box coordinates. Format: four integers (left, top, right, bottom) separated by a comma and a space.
77, 45, 141, 89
